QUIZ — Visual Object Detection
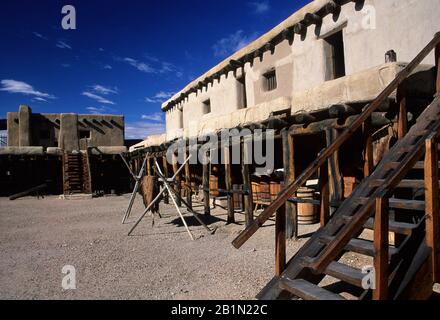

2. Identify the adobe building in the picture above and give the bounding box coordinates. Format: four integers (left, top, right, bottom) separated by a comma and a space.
128, 0, 440, 300
0, 105, 130, 197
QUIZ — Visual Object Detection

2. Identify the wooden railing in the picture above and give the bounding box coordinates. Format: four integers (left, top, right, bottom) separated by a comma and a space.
232, 31, 440, 276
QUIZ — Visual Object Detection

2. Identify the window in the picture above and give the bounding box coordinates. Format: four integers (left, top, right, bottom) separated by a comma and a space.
324, 30, 346, 80
263, 69, 277, 92
40, 130, 50, 140
202, 99, 211, 114
237, 75, 247, 109
79, 130, 91, 139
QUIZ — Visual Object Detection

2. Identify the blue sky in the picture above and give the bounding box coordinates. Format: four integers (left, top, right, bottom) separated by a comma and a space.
0, 0, 310, 139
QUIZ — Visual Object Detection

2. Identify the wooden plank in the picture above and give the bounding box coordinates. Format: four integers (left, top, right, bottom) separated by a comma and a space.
224, 146, 235, 224
425, 136, 440, 283
325, 261, 364, 287
283, 132, 297, 239
202, 151, 211, 216
184, 150, 192, 210
9, 183, 47, 200
364, 217, 417, 235
275, 204, 286, 276
373, 197, 389, 300
242, 139, 253, 226
370, 179, 436, 189
232, 33, 440, 249
279, 278, 344, 300
319, 236, 398, 258
356, 197, 425, 211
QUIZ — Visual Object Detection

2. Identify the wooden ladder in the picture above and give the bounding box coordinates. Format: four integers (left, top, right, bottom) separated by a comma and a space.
62, 152, 92, 195
232, 32, 440, 300
259, 96, 440, 300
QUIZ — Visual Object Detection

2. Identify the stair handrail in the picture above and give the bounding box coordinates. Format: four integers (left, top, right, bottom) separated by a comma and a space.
232, 31, 440, 249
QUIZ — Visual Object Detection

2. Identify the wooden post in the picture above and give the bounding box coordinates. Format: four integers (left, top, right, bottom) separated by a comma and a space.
282, 131, 297, 239
202, 151, 211, 216
397, 85, 408, 140
363, 117, 374, 177
224, 146, 235, 224
319, 161, 330, 227
162, 156, 169, 205
242, 138, 253, 227
425, 136, 439, 283
374, 196, 389, 300
172, 153, 182, 207
436, 40, 440, 94
275, 204, 286, 276
326, 129, 344, 214
184, 149, 192, 210
146, 156, 152, 176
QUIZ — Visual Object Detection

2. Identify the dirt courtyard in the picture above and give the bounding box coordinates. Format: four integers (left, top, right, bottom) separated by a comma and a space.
0, 195, 319, 300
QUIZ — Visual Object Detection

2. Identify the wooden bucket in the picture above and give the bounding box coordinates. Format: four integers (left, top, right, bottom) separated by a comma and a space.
209, 175, 219, 197
297, 187, 318, 225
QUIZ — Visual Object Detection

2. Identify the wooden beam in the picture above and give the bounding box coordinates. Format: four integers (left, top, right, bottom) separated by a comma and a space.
242, 139, 253, 227
184, 150, 192, 210
202, 151, 211, 216
436, 39, 440, 94
304, 13, 322, 25
373, 197, 389, 300
363, 117, 374, 177
326, 129, 343, 214
319, 161, 330, 227
397, 85, 408, 139
172, 153, 182, 207
282, 131, 297, 239
425, 136, 440, 283
224, 146, 235, 224
275, 204, 286, 276
146, 156, 152, 176
162, 156, 169, 204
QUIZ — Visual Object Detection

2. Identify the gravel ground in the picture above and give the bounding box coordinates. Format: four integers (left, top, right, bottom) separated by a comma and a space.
0, 195, 318, 300
1, 195, 437, 300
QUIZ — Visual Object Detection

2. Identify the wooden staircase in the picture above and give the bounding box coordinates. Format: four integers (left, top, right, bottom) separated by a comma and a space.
232, 33, 440, 300
62, 152, 92, 195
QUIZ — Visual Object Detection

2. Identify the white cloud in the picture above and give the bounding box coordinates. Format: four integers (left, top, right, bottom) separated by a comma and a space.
0, 80, 55, 100
123, 57, 155, 73
86, 106, 117, 114
141, 112, 163, 122
92, 85, 118, 95
33, 32, 48, 40
56, 40, 72, 49
103, 65, 113, 70
212, 30, 259, 57
248, 1, 270, 14
33, 97, 47, 102
125, 121, 165, 140
82, 92, 115, 105
61, 63, 71, 68
145, 91, 175, 103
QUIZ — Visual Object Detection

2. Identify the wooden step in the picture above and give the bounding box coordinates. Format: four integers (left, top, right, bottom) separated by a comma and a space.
319, 236, 399, 257
369, 179, 433, 189
279, 278, 345, 300
413, 161, 440, 170
324, 262, 365, 287
363, 218, 417, 235
356, 197, 425, 211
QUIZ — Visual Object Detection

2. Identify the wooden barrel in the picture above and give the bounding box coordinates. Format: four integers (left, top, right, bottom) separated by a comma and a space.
251, 182, 259, 203
270, 182, 281, 201
209, 175, 219, 197
259, 182, 271, 204
297, 187, 319, 225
